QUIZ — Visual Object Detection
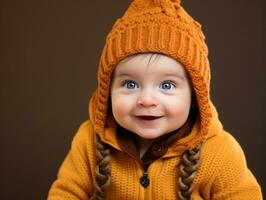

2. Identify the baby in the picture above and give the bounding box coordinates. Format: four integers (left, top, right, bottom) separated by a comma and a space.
48, 0, 262, 199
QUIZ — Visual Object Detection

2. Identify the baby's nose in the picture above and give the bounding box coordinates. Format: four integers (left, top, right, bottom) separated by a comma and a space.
137, 90, 157, 107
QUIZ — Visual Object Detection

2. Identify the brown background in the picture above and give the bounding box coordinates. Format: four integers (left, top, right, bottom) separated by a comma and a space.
1, 0, 265, 199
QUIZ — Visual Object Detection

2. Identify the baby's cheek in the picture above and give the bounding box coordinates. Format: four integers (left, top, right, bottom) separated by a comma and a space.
167, 100, 190, 117
112, 96, 130, 117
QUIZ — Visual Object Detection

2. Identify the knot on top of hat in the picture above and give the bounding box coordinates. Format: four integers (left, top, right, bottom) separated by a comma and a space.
154, 0, 181, 16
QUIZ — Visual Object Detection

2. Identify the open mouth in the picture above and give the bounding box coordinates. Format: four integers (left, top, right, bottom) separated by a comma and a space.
137, 116, 162, 120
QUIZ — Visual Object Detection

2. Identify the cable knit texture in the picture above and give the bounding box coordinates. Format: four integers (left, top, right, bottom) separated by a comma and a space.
48, 0, 262, 199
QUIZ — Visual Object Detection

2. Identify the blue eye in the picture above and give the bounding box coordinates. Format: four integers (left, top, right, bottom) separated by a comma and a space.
160, 81, 175, 90
124, 81, 137, 89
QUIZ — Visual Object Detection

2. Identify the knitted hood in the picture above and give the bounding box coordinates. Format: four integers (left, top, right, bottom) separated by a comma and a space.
88, 0, 215, 150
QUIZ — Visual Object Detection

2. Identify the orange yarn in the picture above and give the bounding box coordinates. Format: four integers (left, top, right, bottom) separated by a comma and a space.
92, 0, 211, 149
48, 1, 262, 199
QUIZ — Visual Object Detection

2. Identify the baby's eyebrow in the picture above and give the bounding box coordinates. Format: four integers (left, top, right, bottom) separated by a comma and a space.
114, 72, 135, 77
114, 71, 185, 80
163, 73, 185, 80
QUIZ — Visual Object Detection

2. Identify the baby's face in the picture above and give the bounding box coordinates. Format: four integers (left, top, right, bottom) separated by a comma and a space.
111, 53, 192, 139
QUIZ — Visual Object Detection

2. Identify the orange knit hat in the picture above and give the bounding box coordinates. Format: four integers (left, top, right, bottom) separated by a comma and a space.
91, 0, 212, 149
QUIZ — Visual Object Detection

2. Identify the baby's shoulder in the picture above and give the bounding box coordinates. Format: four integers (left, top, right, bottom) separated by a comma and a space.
195, 131, 248, 186
70, 120, 96, 149
77, 120, 95, 134
200, 130, 247, 173
203, 130, 243, 156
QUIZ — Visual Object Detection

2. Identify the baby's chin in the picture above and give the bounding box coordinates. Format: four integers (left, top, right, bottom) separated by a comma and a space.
132, 129, 166, 140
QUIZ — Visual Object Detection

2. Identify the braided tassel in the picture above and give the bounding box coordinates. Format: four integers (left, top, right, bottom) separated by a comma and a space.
178, 146, 201, 200
91, 135, 111, 200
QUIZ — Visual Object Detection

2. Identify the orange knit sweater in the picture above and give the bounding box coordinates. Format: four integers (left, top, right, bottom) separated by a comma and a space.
47, 100, 262, 199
